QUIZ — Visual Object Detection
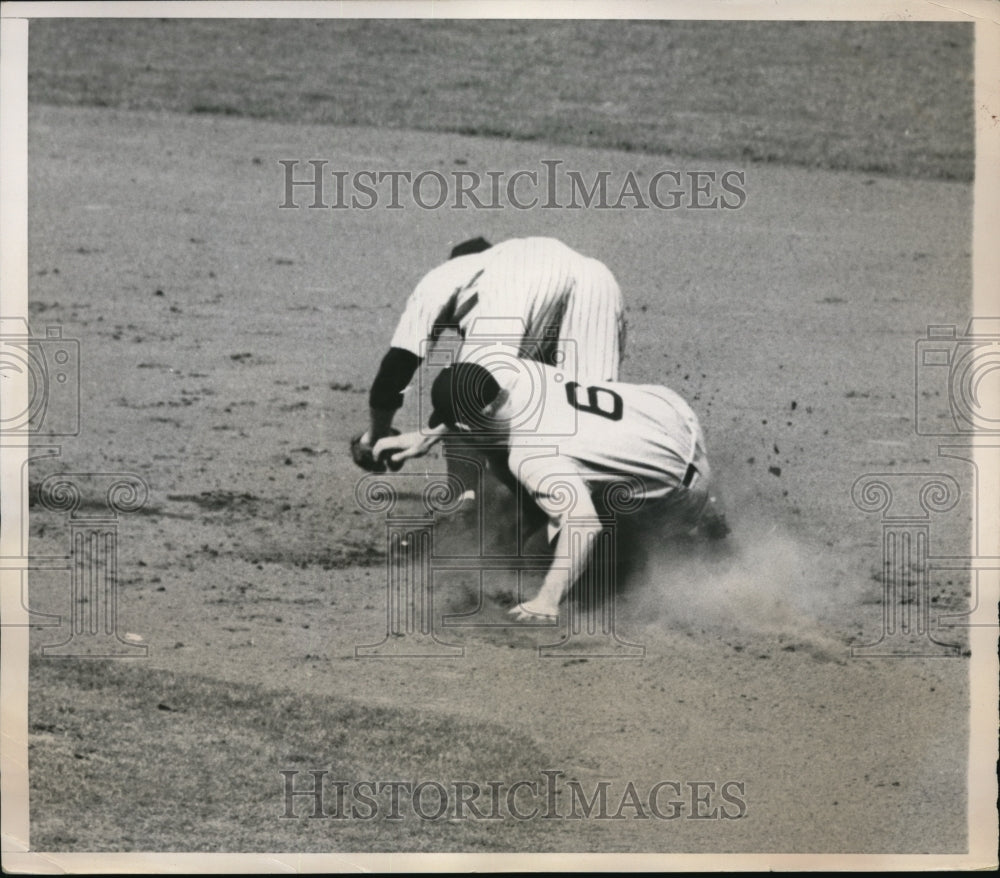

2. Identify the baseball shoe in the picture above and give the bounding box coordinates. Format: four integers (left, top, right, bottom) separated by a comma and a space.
698, 495, 731, 540
509, 601, 558, 623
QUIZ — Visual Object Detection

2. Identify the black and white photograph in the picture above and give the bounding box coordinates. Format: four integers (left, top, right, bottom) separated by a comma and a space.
1, 0, 997, 872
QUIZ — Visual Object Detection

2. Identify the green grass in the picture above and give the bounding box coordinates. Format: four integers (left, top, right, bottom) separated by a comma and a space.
29, 657, 581, 852
28, 18, 973, 180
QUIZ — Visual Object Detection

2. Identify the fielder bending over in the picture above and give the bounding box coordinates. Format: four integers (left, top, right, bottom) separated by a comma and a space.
351, 236, 626, 499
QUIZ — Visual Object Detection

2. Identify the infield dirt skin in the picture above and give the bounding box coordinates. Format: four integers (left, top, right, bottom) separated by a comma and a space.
25, 105, 971, 854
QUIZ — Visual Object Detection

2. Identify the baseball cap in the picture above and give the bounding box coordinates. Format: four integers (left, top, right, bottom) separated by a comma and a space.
449, 236, 492, 259
429, 363, 502, 429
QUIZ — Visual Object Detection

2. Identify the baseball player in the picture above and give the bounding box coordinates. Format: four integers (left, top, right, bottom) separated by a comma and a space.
373, 360, 729, 622
351, 236, 627, 498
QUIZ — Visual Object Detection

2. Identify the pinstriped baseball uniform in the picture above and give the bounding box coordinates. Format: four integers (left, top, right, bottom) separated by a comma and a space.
389, 237, 625, 384
494, 363, 711, 532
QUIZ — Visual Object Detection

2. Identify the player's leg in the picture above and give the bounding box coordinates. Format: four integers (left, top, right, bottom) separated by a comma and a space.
641, 472, 711, 536
642, 467, 730, 542
684, 454, 731, 540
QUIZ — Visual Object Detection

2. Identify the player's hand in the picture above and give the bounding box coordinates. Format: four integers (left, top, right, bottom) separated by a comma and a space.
372, 428, 444, 467
350, 429, 403, 473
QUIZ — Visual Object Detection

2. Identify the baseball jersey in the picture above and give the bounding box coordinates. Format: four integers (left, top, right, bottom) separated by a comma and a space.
389, 237, 625, 383
495, 363, 710, 507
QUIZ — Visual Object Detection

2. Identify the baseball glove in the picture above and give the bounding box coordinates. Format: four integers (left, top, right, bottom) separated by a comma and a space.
350, 429, 403, 473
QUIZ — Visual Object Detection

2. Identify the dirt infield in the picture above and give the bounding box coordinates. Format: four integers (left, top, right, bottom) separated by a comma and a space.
19, 101, 977, 857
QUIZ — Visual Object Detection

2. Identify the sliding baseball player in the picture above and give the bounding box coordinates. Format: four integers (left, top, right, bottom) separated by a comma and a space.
373, 360, 729, 622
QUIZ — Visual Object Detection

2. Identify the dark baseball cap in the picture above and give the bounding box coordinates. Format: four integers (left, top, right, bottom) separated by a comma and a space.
429, 363, 502, 429
449, 236, 492, 259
